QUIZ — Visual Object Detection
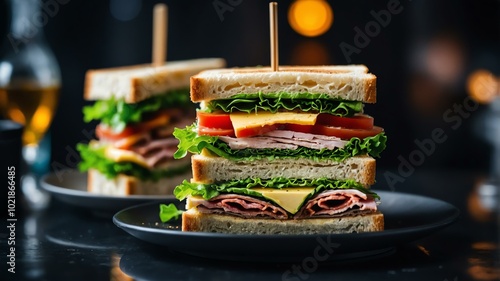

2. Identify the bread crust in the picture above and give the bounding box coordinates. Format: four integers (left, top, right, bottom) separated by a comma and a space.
190, 65, 377, 103
182, 208, 384, 234
87, 169, 191, 196
191, 154, 376, 186
84, 58, 225, 103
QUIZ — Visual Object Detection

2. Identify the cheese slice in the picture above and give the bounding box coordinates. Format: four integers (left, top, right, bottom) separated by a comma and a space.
252, 187, 315, 214
104, 146, 149, 168
229, 111, 318, 131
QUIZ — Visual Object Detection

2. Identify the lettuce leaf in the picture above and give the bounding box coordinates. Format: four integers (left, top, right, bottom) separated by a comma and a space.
77, 143, 190, 181
204, 92, 363, 116
174, 177, 379, 201
83, 88, 191, 132
159, 203, 183, 222
173, 124, 387, 161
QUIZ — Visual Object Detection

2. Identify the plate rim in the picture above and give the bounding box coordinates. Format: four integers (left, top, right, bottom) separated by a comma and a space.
112, 190, 460, 240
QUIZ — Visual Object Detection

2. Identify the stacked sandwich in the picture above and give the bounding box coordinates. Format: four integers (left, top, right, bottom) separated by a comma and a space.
172, 65, 387, 234
77, 58, 225, 195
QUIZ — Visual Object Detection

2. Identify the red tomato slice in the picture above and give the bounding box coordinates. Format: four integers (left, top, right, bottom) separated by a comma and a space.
285, 124, 314, 134
96, 125, 138, 141
197, 111, 233, 129
198, 126, 235, 137
317, 114, 374, 130
97, 111, 170, 140
235, 124, 279, 138
313, 125, 383, 140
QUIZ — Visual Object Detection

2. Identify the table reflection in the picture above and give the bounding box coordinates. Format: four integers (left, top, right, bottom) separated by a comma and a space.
10, 170, 500, 281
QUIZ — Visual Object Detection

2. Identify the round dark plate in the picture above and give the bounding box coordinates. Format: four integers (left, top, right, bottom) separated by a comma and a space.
40, 170, 174, 216
113, 191, 460, 262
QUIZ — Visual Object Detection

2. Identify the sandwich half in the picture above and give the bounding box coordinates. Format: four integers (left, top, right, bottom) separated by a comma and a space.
172, 65, 387, 234
77, 58, 226, 195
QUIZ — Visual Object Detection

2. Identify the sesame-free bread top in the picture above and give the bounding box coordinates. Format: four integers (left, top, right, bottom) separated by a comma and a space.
190, 65, 376, 103
191, 153, 376, 186
84, 58, 226, 103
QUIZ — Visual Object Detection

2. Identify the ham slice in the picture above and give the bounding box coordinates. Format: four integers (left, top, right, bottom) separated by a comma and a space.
189, 189, 378, 219
190, 194, 289, 219
294, 189, 378, 219
143, 146, 177, 168
132, 138, 179, 155
218, 130, 347, 150
218, 136, 298, 150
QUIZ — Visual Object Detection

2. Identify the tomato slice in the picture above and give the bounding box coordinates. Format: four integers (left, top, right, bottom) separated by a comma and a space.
313, 125, 383, 140
285, 124, 314, 134
96, 125, 137, 141
197, 111, 233, 129
97, 111, 170, 140
198, 126, 235, 137
317, 114, 374, 130
195, 111, 382, 139
235, 124, 279, 138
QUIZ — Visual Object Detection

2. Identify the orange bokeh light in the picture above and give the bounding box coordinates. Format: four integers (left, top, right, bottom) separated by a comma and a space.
288, 0, 333, 37
467, 69, 499, 104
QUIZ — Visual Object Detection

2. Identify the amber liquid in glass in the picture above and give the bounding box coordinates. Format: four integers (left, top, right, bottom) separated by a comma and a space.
0, 86, 59, 145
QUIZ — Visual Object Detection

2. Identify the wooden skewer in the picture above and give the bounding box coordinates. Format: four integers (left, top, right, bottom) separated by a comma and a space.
152, 4, 168, 67
269, 2, 279, 71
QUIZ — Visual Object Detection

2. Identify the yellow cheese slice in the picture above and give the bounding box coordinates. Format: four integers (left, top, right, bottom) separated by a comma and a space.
252, 187, 315, 214
104, 146, 149, 168
229, 111, 318, 132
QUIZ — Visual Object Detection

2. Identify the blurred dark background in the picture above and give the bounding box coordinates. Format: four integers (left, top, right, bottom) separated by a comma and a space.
0, 0, 499, 174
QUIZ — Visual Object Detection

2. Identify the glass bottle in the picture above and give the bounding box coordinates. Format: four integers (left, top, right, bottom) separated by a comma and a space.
0, 0, 61, 210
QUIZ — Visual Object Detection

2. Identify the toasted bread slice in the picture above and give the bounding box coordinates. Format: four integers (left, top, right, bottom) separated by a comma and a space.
182, 208, 384, 234
87, 168, 191, 196
191, 154, 376, 186
190, 65, 376, 103
84, 58, 226, 103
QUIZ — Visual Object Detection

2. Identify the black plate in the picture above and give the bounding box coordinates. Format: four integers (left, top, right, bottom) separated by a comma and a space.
40, 170, 175, 216
113, 191, 460, 262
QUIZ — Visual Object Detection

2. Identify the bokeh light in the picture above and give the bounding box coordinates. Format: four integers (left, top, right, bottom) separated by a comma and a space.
288, 0, 333, 37
467, 69, 499, 104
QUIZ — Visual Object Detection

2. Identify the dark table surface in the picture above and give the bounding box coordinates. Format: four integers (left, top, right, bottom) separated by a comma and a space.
1, 169, 499, 281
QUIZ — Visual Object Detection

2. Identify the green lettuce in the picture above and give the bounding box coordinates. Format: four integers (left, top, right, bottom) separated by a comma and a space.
204, 92, 363, 116
174, 177, 379, 202
159, 203, 183, 222
83, 88, 191, 132
77, 143, 190, 182
173, 124, 387, 161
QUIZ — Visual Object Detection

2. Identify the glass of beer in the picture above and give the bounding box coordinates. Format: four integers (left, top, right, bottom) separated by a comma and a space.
0, 0, 61, 210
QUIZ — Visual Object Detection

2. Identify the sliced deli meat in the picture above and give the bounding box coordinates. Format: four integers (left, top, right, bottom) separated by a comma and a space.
132, 138, 179, 155
218, 130, 347, 150
188, 189, 378, 219
294, 189, 378, 219
190, 194, 289, 219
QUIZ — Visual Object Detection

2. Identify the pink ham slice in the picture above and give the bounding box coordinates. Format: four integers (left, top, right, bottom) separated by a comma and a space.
132, 138, 179, 155
190, 194, 289, 219
218, 130, 347, 150
143, 147, 178, 168
294, 189, 378, 219
189, 190, 378, 219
